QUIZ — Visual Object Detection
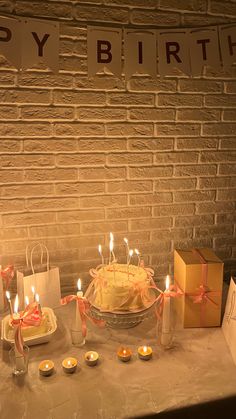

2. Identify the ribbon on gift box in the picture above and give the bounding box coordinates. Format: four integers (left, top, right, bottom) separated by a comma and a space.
175, 248, 221, 326
11, 302, 42, 356
61, 295, 106, 337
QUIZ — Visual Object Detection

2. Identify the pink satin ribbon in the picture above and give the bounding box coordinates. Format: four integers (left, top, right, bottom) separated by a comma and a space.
0, 265, 14, 290
61, 295, 105, 337
155, 284, 183, 321
11, 302, 42, 356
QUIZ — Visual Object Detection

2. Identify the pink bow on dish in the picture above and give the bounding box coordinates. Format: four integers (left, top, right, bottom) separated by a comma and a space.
11, 302, 42, 356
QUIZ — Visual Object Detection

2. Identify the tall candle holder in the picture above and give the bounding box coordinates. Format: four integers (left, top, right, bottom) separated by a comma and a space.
9, 344, 29, 376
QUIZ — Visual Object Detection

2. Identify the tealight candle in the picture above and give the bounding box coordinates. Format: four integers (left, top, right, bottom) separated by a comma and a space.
39, 360, 54, 376
117, 347, 132, 362
85, 351, 99, 366
138, 345, 153, 361
62, 357, 77, 374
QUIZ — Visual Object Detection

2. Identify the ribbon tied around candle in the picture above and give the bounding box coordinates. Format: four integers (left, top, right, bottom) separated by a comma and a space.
61, 295, 105, 337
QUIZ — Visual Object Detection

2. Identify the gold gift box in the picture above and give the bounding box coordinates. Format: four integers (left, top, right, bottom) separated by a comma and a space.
174, 248, 223, 328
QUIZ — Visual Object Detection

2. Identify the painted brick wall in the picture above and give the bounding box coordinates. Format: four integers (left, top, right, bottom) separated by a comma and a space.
0, 0, 235, 293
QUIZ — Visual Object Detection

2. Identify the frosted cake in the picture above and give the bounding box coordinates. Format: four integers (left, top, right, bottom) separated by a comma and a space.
87, 263, 156, 313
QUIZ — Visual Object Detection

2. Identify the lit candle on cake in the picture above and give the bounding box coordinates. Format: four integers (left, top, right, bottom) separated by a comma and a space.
127, 249, 133, 280
31, 285, 36, 302
25, 295, 29, 308
134, 249, 141, 267
124, 238, 130, 264
35, 293, 42, 316
13, 294, 25, 371
98, 244, 104, 266
6, 290, 13, 317
161, 275, 172, 347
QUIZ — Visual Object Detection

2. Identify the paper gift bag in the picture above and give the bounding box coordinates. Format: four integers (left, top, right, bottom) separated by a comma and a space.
174, 248, 223, 328
17, 243, 61, 310
222, 277, 236, 365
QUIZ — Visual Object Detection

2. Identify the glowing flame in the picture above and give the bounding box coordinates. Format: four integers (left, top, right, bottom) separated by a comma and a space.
6, 290, 10, 300
14, 294, 19, 314
166, 275, 170, 291
77, 278, 82, 291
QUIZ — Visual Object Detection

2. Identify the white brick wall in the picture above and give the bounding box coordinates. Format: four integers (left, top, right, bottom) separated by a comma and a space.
0, 0, 235, 293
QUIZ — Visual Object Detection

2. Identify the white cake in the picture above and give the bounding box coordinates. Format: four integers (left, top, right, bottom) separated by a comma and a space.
89, 263, 155, 313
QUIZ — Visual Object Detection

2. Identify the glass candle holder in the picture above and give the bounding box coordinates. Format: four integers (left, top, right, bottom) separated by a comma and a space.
70, 328, 85, 347
9, 345, 29, 376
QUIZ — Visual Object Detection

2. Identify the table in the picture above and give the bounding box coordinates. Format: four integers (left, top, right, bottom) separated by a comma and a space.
1, 302, 236, 419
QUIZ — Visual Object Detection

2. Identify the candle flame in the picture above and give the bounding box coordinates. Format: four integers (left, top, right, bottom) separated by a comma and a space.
98, 244, 102, 255
143, 346, 147, 353
77, 278, 82, 291
124, 237, 128, 244
123, 349, 127, 355
31, 285, 35, 295
14, 294, 19, 314
110, 232, 114, 241
35, 293, 40, 303
109, 240, 114, 252
166, 275, 170, 291
90, 353, 94, 360
25, 295, 29, 306
45, 363, 49, 369
6, 290, 10, 300
67, 360, 71, 366
134, 248, 139, 255
129, 249, 133, 257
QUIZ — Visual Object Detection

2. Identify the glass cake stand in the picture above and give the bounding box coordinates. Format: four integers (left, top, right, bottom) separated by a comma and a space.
89, 302, 158, 329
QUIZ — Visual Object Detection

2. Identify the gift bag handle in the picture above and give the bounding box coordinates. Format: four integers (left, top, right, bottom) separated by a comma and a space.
25, 241, 44, 268
25, 242, 50, 274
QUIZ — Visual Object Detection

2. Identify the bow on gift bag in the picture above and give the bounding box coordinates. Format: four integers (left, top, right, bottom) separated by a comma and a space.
0, 265, 14, 312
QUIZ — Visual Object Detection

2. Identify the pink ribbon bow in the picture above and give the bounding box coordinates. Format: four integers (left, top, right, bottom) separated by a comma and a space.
61, 295, 105, 337
0, 265, 14, 290
11, 302, 42, 356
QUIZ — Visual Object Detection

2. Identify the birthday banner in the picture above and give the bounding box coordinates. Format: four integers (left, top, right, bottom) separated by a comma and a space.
88, 24, 236, 78
0, 15, 59, 71
0, 14, 236, 76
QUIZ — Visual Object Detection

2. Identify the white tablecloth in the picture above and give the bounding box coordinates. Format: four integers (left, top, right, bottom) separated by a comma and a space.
1, 301, 236, 419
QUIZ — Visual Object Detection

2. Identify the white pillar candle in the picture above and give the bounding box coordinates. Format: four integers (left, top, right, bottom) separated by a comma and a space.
13, 294, 25, 371
134, 249, 141, 267
161, 275, 172, 346
35, 293, 42, 316
98, 244, 104, 266
0, 265, 4, 312
124, 238, 130, 264
31, 285, 36, 303
73, 278, 85, 346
